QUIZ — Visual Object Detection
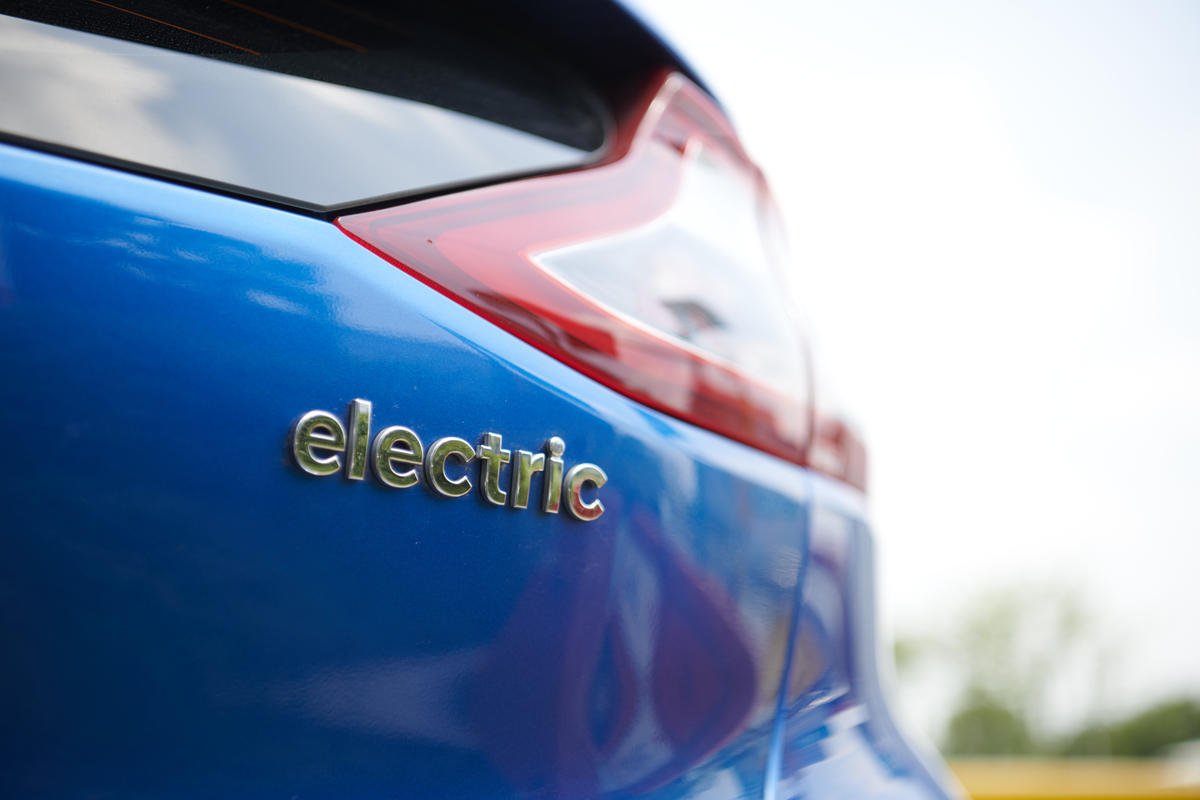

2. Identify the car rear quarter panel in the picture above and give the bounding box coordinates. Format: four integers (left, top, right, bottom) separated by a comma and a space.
0, 143, 951, 799
0, 143, 794, 797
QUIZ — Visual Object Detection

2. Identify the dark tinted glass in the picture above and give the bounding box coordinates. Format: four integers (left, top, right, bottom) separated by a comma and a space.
0, 9, 604, 212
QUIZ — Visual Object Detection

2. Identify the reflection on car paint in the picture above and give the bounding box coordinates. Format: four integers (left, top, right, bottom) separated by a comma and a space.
0, 144, 954, 798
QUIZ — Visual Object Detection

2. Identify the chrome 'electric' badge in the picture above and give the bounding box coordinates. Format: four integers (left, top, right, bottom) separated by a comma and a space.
289, 399, 607, 521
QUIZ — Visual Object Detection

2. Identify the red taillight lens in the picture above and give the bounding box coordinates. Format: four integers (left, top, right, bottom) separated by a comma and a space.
337, 73, 812, 466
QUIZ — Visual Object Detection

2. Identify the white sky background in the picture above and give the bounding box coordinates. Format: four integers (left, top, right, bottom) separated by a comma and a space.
626, 0, 1200, 736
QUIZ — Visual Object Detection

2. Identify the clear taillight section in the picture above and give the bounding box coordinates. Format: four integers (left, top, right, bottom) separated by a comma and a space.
337, 73, 813, 467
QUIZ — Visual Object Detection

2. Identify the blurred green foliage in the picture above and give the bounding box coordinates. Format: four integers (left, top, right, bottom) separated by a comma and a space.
945, 692, 1035, 756
1057, 699, 1200, 758
894, 584, 1200, 758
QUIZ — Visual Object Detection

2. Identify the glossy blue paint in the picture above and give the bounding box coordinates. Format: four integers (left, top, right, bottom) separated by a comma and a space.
0, 144, 955, 799
774, 475, 958, 799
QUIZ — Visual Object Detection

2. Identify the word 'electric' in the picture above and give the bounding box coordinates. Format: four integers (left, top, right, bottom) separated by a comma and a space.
289, 399, 608, 521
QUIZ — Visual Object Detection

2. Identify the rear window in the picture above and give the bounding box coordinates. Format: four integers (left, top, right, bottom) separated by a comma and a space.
0, 3, 608, 213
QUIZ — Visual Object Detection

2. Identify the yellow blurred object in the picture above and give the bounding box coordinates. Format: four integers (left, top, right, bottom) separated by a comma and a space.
949, 759, 1200, 799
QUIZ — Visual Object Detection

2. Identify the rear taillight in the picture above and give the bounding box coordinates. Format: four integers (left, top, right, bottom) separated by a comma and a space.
337, 73, 812, 466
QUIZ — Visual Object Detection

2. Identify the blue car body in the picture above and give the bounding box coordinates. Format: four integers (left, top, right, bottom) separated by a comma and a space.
0, 4, 958, 798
